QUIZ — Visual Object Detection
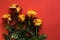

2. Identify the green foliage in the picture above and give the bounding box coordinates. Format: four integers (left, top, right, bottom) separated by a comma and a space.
39, 34, 47, 40
3, 34, 11, 40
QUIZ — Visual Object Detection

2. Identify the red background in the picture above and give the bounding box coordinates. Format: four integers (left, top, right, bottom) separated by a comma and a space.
0, 0, 60, 40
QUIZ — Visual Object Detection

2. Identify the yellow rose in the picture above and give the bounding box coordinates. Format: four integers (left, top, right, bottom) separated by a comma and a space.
18, 14, 25, 22
2, 14, 12, 21
33, 19, 42, 26
27, 10, 37, 17
9, 4, 21, 13
2, 14, 10, 18
9, 4, 19, 8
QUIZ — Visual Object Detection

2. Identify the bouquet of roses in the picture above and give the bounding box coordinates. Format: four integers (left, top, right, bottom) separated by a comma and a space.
2, 4, 47, 40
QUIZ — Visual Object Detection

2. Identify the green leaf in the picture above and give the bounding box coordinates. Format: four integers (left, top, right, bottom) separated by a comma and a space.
11, 33, 18, 39
5, 26, 10, 30
5, 26, 12, 34
39, 34, 47, 40
3, 34, 11, 40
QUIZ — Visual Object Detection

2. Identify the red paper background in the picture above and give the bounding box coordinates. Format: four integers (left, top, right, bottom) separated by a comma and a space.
0, 0, 60, 40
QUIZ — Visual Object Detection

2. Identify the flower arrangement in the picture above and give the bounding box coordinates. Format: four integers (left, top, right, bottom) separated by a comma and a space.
2, 4, 47, 40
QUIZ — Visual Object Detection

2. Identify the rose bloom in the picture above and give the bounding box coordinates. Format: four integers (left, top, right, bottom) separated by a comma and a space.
9, 4, 21, 13
33, 19, 42, 26
27, 10, 37, 17
18, 14, 25, 22
2, 14, 11, 25
2, 14, 10, 18
2, 14, 12, 21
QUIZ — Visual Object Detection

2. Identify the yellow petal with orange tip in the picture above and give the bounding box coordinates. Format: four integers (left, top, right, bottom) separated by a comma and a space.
33, 19, 42, 26
2, 14, 10, 18
18, 14, 25, 22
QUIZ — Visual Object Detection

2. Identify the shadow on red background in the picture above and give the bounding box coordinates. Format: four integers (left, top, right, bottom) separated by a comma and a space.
0, 0, 60, 40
